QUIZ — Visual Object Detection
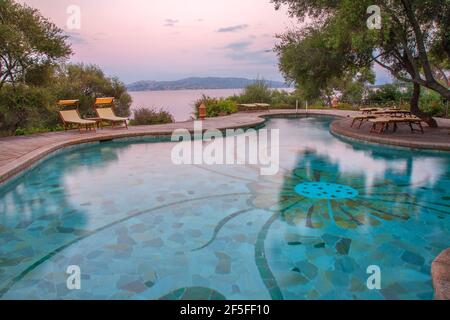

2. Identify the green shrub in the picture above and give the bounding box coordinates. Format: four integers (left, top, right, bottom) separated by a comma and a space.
194, 95, 238, 118
14, 125, 64, 136
0, 84, 59, 135
335, 103, 356, 110
419, 90, 446, 117
238, 80, 272, 104
367, 84, 402, 104
420, 100, 445, 117
129, 107, 174, 126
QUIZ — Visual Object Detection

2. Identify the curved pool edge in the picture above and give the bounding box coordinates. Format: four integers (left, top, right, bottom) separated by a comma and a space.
1, 111, 449, 300
0, 110, 350, 186
330, 118, 450, 153
0, 124, 264, 188
2, 109, 448, 186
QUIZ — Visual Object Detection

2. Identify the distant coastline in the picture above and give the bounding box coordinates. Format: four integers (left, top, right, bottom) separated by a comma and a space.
127, 77, 291, 92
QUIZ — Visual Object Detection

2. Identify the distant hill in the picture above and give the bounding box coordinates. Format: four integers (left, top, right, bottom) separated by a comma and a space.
127, 77, 290, 91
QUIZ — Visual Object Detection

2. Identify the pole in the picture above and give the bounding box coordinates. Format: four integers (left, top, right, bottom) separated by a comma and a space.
446, 100, 449, 118
306, 100, 309, 117
296, 100, 299, 114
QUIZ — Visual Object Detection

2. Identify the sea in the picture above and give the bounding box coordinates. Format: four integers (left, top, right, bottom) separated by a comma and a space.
129, 88, 292, 122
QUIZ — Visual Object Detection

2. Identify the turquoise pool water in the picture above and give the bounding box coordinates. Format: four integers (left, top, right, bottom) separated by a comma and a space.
0, 116, 449, 300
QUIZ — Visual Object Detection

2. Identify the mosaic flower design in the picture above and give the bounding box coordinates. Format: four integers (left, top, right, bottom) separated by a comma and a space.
188, 151, 450, 300
247, 160, 421, 230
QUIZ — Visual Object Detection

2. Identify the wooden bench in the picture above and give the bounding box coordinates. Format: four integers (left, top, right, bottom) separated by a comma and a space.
390, 116, 424, 134
369, 116, 424, 134
238, 103, 270, 112
369, 117, 392, 134
351, 115, 377, 128
359, 108, 380, 114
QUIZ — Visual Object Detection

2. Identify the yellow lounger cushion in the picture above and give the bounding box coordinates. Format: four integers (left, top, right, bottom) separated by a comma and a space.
96, 108, 127, 121
95, 97, 115, 105
60, 110, 96, 124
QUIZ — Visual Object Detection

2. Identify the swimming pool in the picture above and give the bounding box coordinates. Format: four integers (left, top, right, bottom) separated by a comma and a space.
0, 116, 449, 300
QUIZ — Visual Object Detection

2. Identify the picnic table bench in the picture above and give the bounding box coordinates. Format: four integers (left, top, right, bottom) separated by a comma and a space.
369, 116, 424, 134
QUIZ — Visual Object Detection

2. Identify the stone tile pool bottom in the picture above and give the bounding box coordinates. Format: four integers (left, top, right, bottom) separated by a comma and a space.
0, 116, 449, 300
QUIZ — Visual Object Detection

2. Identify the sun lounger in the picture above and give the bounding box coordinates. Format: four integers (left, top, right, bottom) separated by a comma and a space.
238, 103, 270, 112
373, 110, 412, 117
389, 116, 424, 134
359, 108, 380, 114
58, 100, 97, 133
254, 103, 271, 111
369, 116, 424, 134
351, 115, 377, 128
369, 117, 392, 134
94, 97, 128, 129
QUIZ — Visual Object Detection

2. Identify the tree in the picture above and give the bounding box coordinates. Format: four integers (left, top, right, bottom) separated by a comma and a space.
367, 84, 403, 104
273, 0, 450, 127
0, 0, 72, 90
238, 79, 273, 103
56, 64, 132, 117
276, 28, 375, 105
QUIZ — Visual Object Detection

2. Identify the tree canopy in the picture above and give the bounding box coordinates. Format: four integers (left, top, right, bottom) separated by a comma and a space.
273, 0, 450, 125
0, 0, 72, 89
0, 1, 132, 136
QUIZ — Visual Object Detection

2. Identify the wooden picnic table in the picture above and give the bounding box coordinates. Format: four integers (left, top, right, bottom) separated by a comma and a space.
238, 103, 270, 112
373, 110, 412, 117
369, 116, 424, 134
360, 108, 381, 114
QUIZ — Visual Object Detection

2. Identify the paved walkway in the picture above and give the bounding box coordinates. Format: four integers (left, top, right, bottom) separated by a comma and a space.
0, 109, 449, 184
331, 118, 450, 152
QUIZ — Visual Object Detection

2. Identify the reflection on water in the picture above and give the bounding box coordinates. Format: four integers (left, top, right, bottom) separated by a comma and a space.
0, 116, 449, 300
270, 117, 447, 192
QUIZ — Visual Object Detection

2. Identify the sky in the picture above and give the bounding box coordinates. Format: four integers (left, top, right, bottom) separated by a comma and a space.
21, 0, 392, 85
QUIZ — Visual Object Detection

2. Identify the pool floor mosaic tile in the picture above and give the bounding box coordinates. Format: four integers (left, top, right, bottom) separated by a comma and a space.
0, 117, 449, 300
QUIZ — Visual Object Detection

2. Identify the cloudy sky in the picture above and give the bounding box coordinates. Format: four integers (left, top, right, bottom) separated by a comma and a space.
21, 0, 391, 84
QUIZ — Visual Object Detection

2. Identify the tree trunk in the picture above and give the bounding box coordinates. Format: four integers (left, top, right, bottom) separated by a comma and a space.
400, 0, 450, 100
410, 82, 438, 128
423, 80, 450, 101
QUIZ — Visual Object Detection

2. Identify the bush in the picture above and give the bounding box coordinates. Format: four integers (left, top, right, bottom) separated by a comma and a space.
129, 107, 174, 126
367, 84, 402, 104
238, 80, 272, 104
0, 84, 59, 135
194, 95, 238, 118
420, 99, 446, 117
335, 103, 356, 110
14, 125, 64, 136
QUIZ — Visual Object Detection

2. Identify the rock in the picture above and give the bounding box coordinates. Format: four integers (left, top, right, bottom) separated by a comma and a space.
232, 284, 241, 294
215, 252, 231, 275
322, 233, 339, 245
335, 238, 352, 255
432, 248, 450, 300
119, 280, 147, 293
294, 261, 318, 279
147, 237, 164, 247
334, 256, 357, 273
278, 272, 309, 286
401, 250, 425, 266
